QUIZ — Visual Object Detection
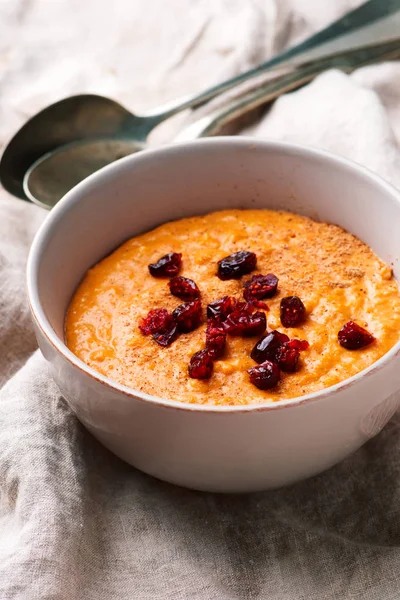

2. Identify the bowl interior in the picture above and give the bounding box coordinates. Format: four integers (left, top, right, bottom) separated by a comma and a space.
30, 139, 400, 351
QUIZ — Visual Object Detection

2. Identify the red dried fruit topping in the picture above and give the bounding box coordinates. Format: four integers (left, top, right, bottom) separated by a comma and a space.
275, 344, 300, 373
250, 330, 289, 364
148, 252, 182, 278
249, 299, 270, 310
139, 308, 179, 347
205, 319, 227, 359
243, 273, 278, 302
217, 250, 257, 280
172, 298, 202, 333
223, 304, 267, 337
139, 308, 174, 336
248, 360, 281, 390
169, 276, 200, 300
280, 296, 306, 328
287, 339, 309, 351
338, 321, 375, 350
207, 296, 238, 321
188, 349, 214, 380
251, 331, 309, 369
153, 324, 179, 347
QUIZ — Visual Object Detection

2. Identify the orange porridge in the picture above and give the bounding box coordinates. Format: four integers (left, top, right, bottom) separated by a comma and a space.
65, 209, 400, 405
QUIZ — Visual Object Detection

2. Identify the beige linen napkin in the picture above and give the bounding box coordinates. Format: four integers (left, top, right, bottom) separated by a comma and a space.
2, 1, 400, 598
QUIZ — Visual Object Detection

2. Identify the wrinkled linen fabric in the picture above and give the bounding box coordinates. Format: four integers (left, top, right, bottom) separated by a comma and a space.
2, 0, 400, 598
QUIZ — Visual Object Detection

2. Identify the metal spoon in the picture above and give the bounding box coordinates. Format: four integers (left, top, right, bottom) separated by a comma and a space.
1, 0, 399, 207
176, 37, 400, 142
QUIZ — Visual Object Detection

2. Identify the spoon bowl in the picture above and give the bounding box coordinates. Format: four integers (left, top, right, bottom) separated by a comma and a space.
23, 138, 144, 208
0, 95, 148, 201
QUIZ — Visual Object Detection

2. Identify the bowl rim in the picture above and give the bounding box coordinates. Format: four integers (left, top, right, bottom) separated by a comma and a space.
27, 137, 400, 413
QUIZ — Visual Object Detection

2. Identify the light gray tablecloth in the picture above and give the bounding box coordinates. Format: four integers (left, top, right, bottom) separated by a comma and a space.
2, 1, 400, 598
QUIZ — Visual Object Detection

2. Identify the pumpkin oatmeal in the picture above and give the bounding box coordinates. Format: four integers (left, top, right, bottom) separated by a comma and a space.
65, 209, 400, 405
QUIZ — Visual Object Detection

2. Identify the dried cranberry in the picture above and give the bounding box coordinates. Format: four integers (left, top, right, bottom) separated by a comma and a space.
139, 308, 174, 336
338, 321, 375, 350
224, 304, 266, 337
287, 339, 309, 351
205, 319, 227, 359
169, 276, 200, 300
250, 300, 270, 310
217, 251, 257, 280
250, 330, 289, 364
173, 298, 202, 333
280, 296, 306, 328
248, 361, 280, 390
275, 344, 300, 373
148, 252, 182, 278
207, 296, 238, 321
153, 324, 179, 347
188, 350, 214, 379
243, 273, 278, 302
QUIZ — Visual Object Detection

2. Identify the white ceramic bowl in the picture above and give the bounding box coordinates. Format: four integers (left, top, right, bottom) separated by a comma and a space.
27, 138, 400, 493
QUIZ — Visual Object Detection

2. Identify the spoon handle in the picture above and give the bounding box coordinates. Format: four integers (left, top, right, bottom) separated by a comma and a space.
145, 0, 400, 123
175, 37, 400, 141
